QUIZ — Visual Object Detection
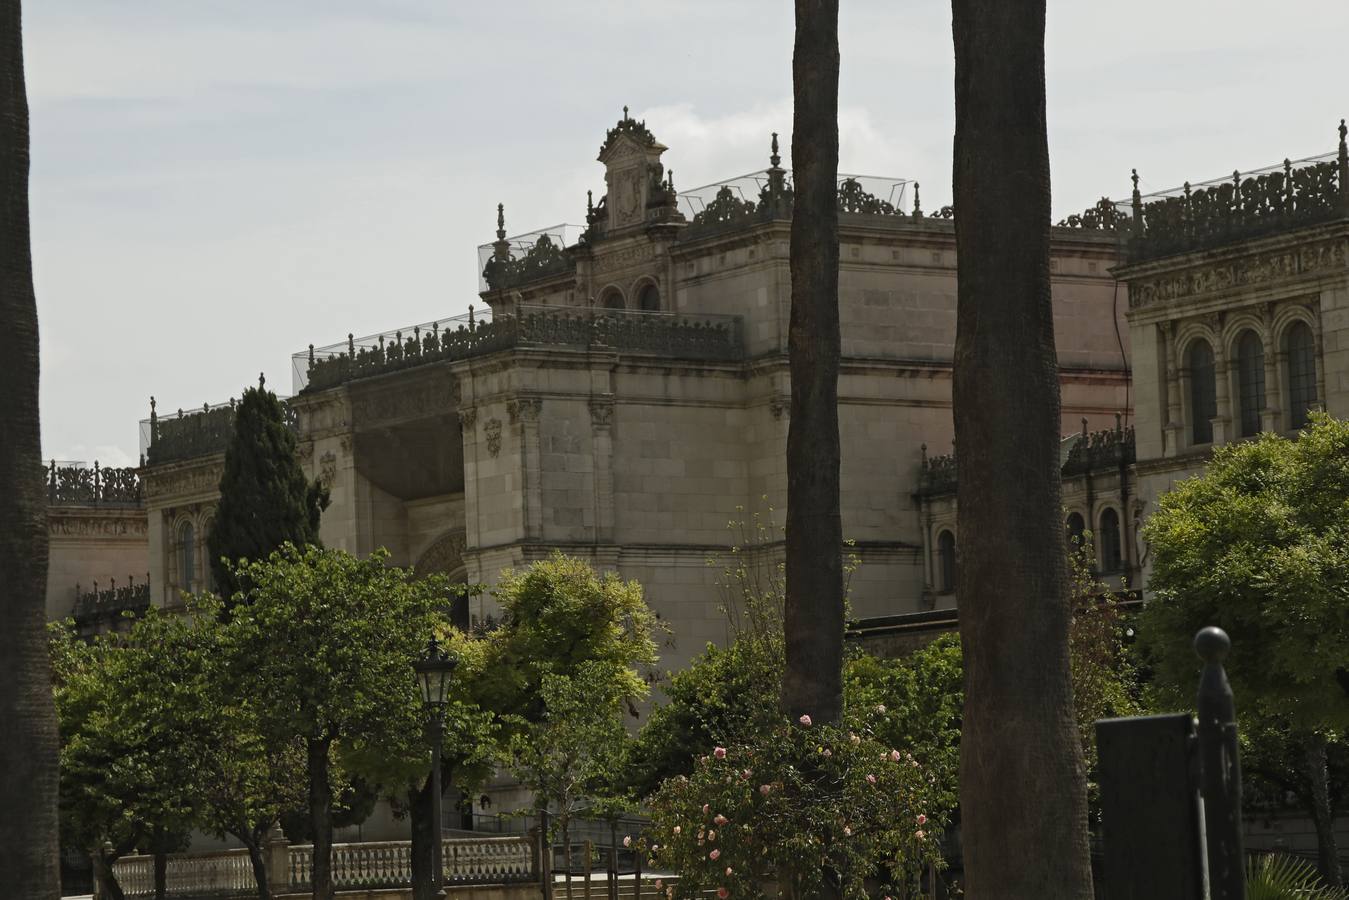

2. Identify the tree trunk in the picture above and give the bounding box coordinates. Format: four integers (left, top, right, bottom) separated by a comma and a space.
0, 3, 60, 897
153, 840, 167, 900
783, 0, 843, 731
243, 835, 270, 900
1304, 733, 1343, 887
410, 775, 436, 900
307, 738, 334, 900
950, 1, 1094, 897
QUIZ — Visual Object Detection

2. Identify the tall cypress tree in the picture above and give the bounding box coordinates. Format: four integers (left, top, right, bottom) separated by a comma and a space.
208, 378, 329, 600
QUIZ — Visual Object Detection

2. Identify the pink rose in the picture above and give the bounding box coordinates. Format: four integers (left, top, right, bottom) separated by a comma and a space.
916, 814, 927, 826
725, 866, 733, 876
875, 704, 886, 714
889, 749, 902, 762
673, 826, 681, 835
714, 814, 728, 826
702, 804, 710, 815
759, 784, 771, 796
866, 774, 877, 785
821, 748, 832, 758
798, 714, 812, 726
709, 849, 721, 861
713, 746, 727, 759
717, 889, 729, 899
849, 733, 861, 745
655, 880, 663, 889
623, 835, 632, 848
843, 826, 852, 836
915, 830, 926, 841
708, 830, 716, 841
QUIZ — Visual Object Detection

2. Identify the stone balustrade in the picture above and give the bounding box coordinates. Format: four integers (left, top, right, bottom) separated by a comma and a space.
108, 835, 537, 898
141, 396, 298, 467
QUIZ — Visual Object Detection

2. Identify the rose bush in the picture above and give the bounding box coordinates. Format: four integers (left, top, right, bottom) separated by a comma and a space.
646, 710, 944, 898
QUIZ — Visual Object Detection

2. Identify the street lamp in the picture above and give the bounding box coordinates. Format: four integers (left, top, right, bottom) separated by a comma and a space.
414, 635, 458, 900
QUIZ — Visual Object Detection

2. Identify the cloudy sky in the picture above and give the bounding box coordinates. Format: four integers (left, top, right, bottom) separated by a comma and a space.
28, 1, 1349, 465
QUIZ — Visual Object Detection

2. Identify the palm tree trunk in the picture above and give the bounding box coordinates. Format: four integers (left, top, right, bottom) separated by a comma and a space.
1304, 734, 1343, 887
950, 1, 1094, 896
0, 3, 60, 898
783, 0, 843, 731
307, 737, 334, 900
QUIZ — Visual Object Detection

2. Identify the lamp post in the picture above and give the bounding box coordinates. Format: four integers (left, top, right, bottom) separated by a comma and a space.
414, 636, 458, 900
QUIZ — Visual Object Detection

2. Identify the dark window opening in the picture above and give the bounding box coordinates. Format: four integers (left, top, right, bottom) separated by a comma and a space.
1188, 340, 1216, 444
1286, 322, 1317, 430
1099, 508, 1122, 573
937, 530, 957, 593
1236, 330, 1265, 438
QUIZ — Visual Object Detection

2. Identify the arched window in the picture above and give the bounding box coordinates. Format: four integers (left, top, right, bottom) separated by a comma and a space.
601, 289, 625, 310
177, 521, 196, 593
1236, 330, 1265, 438
1188, 340, 1217, 444
1099, 508, 1122, 573
936, 530, 957, 594
1065, 512, 1086, 552
1285, 321, 1317, 430
638, 283, 661, 312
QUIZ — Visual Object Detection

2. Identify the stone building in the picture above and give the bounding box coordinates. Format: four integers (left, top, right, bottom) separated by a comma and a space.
52, 111, 1134, 663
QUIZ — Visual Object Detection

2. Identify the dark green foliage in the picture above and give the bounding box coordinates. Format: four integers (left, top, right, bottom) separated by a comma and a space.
624, 636, 781, 799
208, 387, 328, 598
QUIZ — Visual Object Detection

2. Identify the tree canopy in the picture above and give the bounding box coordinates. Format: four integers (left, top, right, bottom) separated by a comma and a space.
1140, 413, 1349, 885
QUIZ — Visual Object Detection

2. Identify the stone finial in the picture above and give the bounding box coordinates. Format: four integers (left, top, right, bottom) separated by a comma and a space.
770, 132, 781, 168
913, 182, 922, 217
1340, 117, 1347, 149
1115, 411, 1123, 433
348, 333, 356, 356
468, 304, 476, 329
259, 372, 266, 390
667, 169, 675, 192
1081, 417, 1089, 437
623, 104, 630, 121
496, 203, 506, 241
587, 189, 594, 217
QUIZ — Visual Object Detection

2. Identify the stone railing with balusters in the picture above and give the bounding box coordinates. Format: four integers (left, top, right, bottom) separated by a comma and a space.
110, 835, 537, 898
1123, 120, 1349, 263
298, 307, 744, 394
113, 847, 257, 898
47, 460, 143, 507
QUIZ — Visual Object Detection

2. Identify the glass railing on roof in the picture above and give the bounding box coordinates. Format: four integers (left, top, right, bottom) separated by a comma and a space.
1119, 121, 1349, 263
295, 303, 744, 394
139, 395, 296, 467
294, 308, 493, 393
477, 224, 584, 294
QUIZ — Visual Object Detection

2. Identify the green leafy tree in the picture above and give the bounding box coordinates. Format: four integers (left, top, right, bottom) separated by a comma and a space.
50, 611, 210, 900
479, 553, 660, 724
1140, 413, 1349, 886
208, 384, 328, 598
222, 545, 449, 900
507, 661, 634, 893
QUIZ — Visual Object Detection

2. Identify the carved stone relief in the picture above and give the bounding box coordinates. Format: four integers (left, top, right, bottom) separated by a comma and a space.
589, 399, 614, 427
507, 397, 542, 425
1129, 238, 1348, 310
484, 419, 503, 457
319, 451, 338, 490
350, 375, 461, 429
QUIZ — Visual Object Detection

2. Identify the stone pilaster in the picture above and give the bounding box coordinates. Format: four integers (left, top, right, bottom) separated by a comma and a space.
589, 397, 616, 542
508, 397, 543, 540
